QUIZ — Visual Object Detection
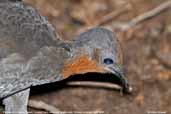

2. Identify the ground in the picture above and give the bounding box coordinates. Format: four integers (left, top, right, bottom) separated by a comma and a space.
1, 0, 171, 114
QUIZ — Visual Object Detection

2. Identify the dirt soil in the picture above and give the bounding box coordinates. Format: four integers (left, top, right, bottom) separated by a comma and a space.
1, 0, 171, 114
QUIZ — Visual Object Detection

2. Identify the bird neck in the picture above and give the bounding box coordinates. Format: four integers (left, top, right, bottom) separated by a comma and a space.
61, 55, 105, 79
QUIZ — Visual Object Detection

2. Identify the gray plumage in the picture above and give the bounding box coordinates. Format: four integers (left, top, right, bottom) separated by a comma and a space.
0, 0, 69, 99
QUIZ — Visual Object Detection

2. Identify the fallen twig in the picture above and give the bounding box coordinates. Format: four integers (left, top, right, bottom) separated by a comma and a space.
77, 4, 131, 34
28, 100, 60, 114
67, 81, 133, 93
78, 1, 171, 33
67, 81, 122, 90
112, 1, 171, 30
95, 4, 131, 26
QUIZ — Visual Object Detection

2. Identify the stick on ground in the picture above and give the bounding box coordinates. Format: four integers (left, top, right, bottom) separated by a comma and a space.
113, 1, 171, 30
67, 81, 122, 90
28, 100, 60, 114
77, 4, 131, 34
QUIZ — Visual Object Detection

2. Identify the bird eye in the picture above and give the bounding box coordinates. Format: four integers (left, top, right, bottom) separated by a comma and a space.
103, 58, 114, 65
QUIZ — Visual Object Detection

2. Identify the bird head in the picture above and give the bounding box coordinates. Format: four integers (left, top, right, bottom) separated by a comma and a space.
60, 27, 131, 93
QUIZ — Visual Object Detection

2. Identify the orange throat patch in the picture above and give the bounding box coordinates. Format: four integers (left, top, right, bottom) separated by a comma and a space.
61, 55, 105, 79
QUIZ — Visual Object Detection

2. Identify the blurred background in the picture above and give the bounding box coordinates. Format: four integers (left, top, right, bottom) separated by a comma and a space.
8, 0, 171, 114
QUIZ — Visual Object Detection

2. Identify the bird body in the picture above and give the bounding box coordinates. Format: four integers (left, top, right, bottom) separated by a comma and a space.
0, 0, 69, 99
0, 0, 130, 114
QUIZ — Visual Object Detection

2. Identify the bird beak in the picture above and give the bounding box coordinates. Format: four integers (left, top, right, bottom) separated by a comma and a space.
104, 66, 132, 93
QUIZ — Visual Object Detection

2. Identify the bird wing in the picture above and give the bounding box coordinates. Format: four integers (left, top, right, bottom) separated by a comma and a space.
0, 1, 70, 99
0, 0, 63, 58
